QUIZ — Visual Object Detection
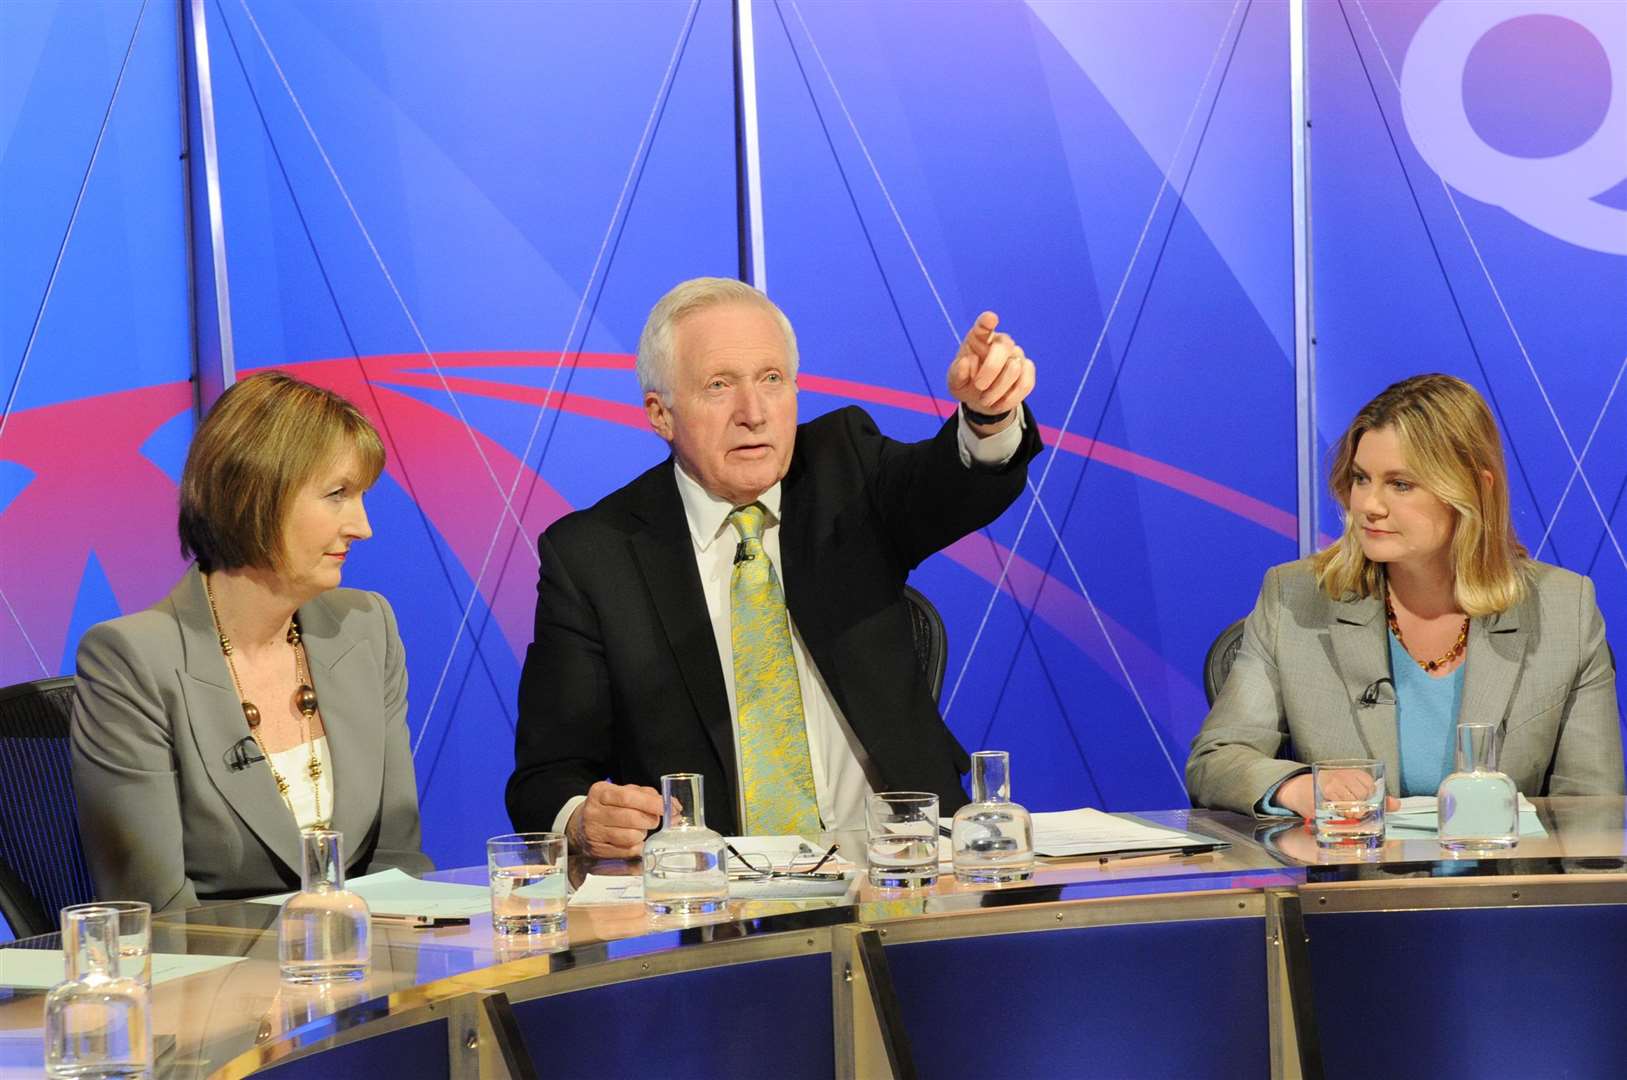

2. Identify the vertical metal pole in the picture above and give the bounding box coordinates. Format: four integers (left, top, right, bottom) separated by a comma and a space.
175, 0, 202, 419
181, 0, 236, 409
1290, 0, 1317, 555
732, 0, 767, 292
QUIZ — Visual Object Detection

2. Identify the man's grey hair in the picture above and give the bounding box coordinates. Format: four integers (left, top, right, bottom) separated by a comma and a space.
635, 277, 799, 403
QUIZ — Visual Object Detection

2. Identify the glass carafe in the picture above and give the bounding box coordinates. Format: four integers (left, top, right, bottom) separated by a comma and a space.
1438, 722, 1519, 851
278, 828, 371, 982
642, 773, 728, 917
45, 905, 152, 1078
951, 750, 1036, 884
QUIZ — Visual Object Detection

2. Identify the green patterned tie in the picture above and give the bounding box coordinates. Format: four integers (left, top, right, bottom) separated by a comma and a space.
728, 503, 821, 835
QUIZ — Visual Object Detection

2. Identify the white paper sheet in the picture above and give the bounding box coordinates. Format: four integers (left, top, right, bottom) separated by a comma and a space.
567, 874, 644, 906
939, 808, 1210, 860
248, 867, 492, 917
568, 871, 853, 906
0, 950, 244, 991
1385, 795, 1546, 838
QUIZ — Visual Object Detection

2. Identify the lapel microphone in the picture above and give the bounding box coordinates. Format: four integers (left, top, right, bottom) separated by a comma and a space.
734, 542, 756, 565
224, 735, 266, 773
1357, 677, 1395, 708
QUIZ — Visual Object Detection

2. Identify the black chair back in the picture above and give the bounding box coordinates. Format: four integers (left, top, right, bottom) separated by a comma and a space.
1203, 618, 1247, 707
902, 586, 948, 705
0, 676, 97, 938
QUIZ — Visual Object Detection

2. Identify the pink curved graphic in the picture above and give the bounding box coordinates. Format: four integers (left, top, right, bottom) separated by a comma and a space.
0, 382, 193, 680
2, 352, 1289, 695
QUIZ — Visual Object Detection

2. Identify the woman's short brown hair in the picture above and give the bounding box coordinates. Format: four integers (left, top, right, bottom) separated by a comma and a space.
1311, 373, 1528, 616
179, 371, 385, 572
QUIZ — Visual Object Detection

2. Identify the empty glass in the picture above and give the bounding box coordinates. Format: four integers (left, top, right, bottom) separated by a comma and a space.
488, 832, 568, 933
952, 751, 1035, 884
278, 828, 370, 983
867, 792, 940, 888
45, 904, 152, 1078
1312, 759, 1386, 849
1439, 722, 1519, 851
643, 773, 728, 917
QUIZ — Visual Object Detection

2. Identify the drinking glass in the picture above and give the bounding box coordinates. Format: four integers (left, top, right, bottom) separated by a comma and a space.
952, 751, 1035, 884
643, 773, 729, 917
278, 828, 370, 983
1312, 759, 1386, 849
61, 901, 150, 987
487, 832, 569, 933
45, 905, 152, 1078
1439, 722, 1519, 851
867, 792, 940, 888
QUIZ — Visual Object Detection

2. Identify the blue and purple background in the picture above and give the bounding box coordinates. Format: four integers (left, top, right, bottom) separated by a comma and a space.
3, 0, 1623, 871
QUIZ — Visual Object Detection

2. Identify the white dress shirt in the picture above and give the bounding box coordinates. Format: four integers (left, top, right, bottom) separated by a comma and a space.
553, 408, 1025, 835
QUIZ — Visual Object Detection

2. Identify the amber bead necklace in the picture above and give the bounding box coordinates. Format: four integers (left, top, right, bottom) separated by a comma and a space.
1384, 591, 1469, 673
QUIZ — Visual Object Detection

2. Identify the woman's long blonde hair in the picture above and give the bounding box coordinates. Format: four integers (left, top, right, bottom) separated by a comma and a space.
1311, 374, 1528, 616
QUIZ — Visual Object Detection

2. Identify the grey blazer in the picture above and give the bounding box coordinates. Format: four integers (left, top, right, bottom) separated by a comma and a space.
1187, 558, 1625, 815
71, 566, 432, 911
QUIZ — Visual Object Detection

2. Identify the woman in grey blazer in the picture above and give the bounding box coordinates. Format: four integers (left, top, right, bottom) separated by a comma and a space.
72, 372, 431, 911
1188, 375, 1624, 817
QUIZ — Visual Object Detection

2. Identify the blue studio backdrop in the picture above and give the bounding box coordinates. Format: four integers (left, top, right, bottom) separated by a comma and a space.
3, 0, 1623, 874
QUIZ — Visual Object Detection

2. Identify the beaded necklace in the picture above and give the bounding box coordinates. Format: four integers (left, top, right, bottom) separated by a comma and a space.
204, 576, 328, 827
1384, 591, 1469, 674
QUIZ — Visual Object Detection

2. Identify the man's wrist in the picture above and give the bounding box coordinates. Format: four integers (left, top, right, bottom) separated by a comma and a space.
961, 401, 1013, 427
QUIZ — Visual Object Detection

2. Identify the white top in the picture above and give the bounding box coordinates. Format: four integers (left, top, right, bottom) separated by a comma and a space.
268, 735, 333, 830
553, 409, 1026, 834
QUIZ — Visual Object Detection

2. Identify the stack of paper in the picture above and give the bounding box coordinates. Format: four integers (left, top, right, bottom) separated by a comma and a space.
938, 808, 1220, 862
1029, 809, 1214, 857
568, 872, 851, 906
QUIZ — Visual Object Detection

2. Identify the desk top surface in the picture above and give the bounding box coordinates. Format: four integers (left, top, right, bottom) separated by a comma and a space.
5, 797, 1627, 1077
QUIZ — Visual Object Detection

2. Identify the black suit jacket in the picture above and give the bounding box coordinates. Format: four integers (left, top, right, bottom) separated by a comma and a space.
506, 404, 1042, 834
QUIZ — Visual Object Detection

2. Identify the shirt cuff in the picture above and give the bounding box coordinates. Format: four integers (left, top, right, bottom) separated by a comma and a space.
956, 406, 1026, 467
553, 794, 587, 839
1255, 773, 1305, 817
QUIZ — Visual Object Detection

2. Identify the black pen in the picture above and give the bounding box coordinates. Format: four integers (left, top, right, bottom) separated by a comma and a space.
1096, 843, 1225, 866
372, 913, 471, 928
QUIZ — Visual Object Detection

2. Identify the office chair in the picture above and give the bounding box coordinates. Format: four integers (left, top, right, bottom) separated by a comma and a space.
902, 585, 948, 706
1202, 618, 1247, 707
0, 676, 98, 939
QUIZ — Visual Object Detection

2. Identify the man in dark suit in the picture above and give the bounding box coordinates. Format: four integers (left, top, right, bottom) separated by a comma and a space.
507, 277, 1041, 855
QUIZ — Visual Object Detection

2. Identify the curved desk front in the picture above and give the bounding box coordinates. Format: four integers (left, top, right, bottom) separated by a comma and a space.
2, 799, 1625, 1079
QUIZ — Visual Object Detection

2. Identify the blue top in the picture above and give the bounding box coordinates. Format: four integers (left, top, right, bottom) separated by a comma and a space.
1257, 628, 1466, 814
1390, 627, 1464, 797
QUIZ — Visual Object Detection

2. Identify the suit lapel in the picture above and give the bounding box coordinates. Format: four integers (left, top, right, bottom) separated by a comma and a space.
777, 452, 852, 712
628, 465, 738, 803
1460, 596, 1528, 731
297, 592, 384, 866
172, 567, 303, 874
1328, 590, 1401, 782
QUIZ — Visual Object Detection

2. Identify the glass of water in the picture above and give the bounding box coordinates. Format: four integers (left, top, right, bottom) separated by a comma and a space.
1312, 759, 1386, 849
61, 901, 150, 986
867, 792, 940, 889
487, 832, 569, 934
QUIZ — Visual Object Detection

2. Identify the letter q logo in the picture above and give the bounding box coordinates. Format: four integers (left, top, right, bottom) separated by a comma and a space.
1401, 1, 1626, 255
